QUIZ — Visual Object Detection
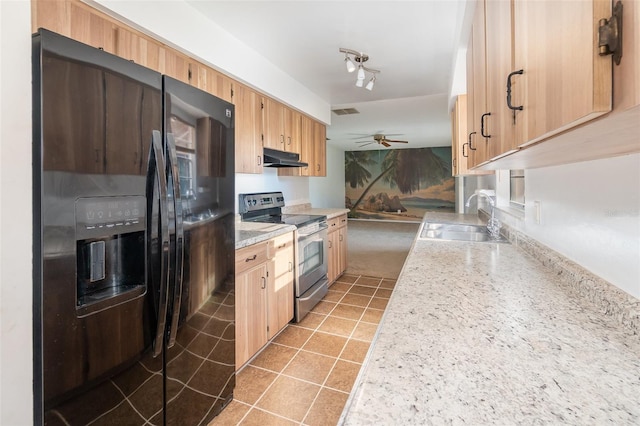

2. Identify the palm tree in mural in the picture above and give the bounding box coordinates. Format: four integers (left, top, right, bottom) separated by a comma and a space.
345, 151, 375, 190
346, 148, 449, 215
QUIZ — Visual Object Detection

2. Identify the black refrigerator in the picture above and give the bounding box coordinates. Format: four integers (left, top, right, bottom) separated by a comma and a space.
32, 29, 235, 425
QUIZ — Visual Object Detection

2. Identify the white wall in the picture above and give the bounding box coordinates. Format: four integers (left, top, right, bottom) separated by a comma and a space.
310, 144, 345, 208
498, 154, 640, 298
0, 0, 34, 423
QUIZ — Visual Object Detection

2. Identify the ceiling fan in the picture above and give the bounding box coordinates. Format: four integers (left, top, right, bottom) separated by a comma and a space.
355, 134, 409, 148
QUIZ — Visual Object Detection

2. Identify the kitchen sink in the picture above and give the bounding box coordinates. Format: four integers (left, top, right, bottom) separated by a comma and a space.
419, 222, 509, 243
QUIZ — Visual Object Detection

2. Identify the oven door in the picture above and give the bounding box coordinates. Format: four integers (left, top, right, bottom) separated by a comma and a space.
296, 222, 328, 296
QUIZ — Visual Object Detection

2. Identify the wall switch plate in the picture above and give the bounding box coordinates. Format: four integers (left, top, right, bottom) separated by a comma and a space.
534, 200, 542, 224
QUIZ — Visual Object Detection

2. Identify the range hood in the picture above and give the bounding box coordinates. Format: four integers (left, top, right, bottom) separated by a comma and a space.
263, 147, 308, 168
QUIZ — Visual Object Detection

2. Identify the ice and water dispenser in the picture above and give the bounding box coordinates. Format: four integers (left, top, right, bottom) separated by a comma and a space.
75, 196, 146, 315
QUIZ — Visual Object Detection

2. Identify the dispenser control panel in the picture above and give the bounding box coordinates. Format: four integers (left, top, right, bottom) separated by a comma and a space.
76, 196, 145, 239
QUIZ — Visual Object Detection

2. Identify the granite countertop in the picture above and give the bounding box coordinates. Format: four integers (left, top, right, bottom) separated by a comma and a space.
342, 213, 640, 424
235, 221, 296, 250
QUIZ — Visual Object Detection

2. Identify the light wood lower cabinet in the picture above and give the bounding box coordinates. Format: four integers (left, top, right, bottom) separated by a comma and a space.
267, 233, 294, 340
327, 214, 348, 285
235, 232, 294, 369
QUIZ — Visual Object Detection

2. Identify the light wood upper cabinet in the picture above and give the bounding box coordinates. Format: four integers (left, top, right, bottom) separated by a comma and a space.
512, 0, 612, 148
468, 0, 489, 168
485, 0, 517, 159
452, 95, 492, 176
69, 3, 117, 54
285, 109, 302, 155
116, 27, 161, 72
263, 98, 301, 154
115, 27, 189, 84
313, 121, 327, 176
32, 0, 117, 54
234, 83, 264, 174
191, 64, 234, 103
263, 98, 285, 150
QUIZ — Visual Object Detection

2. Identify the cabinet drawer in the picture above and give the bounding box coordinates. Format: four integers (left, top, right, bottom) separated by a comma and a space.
337, 214, 347, 228
268, 232, 294, 259
235, 241, 268, 275
327, 216, 340, 230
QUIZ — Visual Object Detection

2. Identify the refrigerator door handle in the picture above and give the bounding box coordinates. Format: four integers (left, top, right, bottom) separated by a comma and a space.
166, 134, 184, 348
148, 130, 171, 357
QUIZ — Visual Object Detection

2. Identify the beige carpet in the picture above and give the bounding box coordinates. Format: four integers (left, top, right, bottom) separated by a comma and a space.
345, 219, 420, 279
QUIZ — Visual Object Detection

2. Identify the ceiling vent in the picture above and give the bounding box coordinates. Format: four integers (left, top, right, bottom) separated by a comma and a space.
332, 108, 360, 116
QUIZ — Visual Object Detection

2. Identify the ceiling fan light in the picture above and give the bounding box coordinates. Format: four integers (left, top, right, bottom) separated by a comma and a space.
356, 66, 365, 81
355, 78, 364, 88
365, 76, 376, 91
345, 56, 356, 73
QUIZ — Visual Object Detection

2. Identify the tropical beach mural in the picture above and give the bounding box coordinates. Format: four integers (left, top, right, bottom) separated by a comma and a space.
345, 147, 454, 221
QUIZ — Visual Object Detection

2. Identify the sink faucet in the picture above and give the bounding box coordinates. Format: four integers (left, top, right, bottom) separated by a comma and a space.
465, 190, 502, 240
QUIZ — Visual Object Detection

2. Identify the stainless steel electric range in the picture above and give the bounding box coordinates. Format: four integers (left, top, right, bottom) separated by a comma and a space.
239, 192, 329, 322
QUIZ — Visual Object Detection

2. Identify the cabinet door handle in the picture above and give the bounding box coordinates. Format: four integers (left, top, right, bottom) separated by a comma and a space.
287, 136, 291, 146
257, 155, 262, 165
316, 164, 320, 172
468, 132, 477, 151
288, 261, 293, 272
245, 254, 257, 262
339, 234, 343, 242
328, 241, 333, 248
261, 276, 266, 289
481, 113, 491, 138
506, 69, 524, 111
462, 142, 469, 158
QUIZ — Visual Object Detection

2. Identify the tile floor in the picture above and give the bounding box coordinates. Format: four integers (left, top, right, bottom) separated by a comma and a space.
210, 273, 395, 426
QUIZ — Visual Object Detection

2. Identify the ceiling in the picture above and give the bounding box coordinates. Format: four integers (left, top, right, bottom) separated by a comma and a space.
186, 1, 473, 152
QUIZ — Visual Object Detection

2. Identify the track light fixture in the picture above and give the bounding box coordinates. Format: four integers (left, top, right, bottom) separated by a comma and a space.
339, 47, 380, 90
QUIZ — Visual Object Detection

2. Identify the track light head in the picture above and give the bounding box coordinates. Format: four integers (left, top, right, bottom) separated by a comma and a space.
355, 78, 364, 88
365, 75, 376, 91
357, 66, 365, 81
345, 55, 356, 73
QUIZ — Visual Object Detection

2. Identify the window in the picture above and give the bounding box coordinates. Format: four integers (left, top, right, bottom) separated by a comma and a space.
509, 169, 525, 208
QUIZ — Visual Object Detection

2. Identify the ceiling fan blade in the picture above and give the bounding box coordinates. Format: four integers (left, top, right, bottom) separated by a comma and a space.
385, 139, 409, 143
358, 142, 374, 147
381, 141, 391, 147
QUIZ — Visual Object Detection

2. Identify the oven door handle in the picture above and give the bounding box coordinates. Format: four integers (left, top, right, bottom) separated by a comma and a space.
297, 222, 328, 238
299, 237, 324, 245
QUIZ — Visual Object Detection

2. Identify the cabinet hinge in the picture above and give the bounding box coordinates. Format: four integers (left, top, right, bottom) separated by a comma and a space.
598, 1, 623, 65
188, 64, 192, 82
231, 88, 234, 99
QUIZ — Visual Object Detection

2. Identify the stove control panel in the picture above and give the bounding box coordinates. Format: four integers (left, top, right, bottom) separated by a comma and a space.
239, 192, 285, 213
